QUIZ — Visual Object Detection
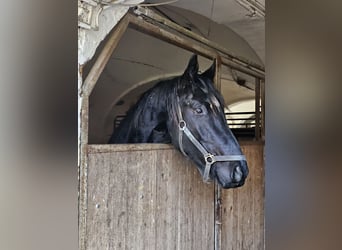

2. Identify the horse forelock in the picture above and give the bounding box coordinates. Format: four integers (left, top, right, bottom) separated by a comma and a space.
175, 73, 226, 116
196, 76, 225, 115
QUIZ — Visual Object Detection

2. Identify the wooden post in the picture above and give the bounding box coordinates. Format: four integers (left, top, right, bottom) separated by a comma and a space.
255, 78, 261, 140
78, 98, 89, 250
215, 182, 222, 250
261, 79, 265, 140
214, 55, 222, 92
78, 62, 89, 250
214, 54, 222, 250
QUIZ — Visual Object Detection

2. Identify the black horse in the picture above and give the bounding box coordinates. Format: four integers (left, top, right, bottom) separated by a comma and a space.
109, 55, 248, 189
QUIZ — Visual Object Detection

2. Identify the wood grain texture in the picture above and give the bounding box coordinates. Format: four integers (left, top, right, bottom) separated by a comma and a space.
84, 143, 264, 250
86, 146, 215, 250
220, 143, 264, 250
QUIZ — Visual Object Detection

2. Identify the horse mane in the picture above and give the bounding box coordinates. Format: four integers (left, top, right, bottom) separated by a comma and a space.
132, 78, 175, 128
109, 65, 226, 143
109, 76, 179, 143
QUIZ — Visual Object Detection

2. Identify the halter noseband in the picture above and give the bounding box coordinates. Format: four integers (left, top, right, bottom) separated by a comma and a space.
176, 96, 246, 183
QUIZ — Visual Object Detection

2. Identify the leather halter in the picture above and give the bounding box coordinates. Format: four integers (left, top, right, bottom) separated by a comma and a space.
176, 96, 246, 183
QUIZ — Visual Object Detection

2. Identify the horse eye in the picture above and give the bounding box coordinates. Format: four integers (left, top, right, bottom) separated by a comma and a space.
195, 108, 203, 114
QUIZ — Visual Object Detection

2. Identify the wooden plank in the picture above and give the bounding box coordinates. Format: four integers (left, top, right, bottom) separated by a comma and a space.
87, 143, 173, 154
214, 182, 222, 250
261, 79, 265, 140
86, 147, 215, 250
215, 55, 222, 93
220, 144, 264, 250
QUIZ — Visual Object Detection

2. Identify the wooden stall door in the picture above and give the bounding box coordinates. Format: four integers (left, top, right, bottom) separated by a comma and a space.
86, 144, 215, 250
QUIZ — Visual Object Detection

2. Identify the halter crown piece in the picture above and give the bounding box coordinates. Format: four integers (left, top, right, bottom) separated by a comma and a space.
176, 96, 247, 183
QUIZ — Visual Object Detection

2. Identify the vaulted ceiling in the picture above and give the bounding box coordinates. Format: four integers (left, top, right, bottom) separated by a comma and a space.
156, 0, 265, 63
84, 0, 265, 143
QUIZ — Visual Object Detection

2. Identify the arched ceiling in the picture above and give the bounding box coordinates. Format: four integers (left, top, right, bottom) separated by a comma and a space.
84, 1, 265, 143
156, 0, 265, 63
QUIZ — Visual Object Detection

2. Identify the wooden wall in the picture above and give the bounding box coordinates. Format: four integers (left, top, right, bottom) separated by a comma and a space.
84, 142, 264, 250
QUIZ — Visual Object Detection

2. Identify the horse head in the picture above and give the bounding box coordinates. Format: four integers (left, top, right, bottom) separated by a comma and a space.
168, 55, 249, 188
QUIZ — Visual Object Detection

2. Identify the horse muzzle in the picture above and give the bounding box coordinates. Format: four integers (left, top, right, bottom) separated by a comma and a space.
213, 160, 249, 189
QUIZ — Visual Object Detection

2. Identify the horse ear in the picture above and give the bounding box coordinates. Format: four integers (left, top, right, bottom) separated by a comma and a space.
201, 60, 216, 81
183, 54, 199, 80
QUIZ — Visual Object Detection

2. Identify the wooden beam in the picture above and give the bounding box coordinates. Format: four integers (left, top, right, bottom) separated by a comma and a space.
134, 7, 265, 74
82, 14, 130, 97
128, 13, 265, 79
128, 13, 218, 60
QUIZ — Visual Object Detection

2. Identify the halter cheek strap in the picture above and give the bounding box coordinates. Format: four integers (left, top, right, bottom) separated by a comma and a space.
176, 97, 246, 183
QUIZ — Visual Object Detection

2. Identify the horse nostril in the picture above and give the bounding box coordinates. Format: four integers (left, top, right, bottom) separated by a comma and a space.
233, 165, 243, 182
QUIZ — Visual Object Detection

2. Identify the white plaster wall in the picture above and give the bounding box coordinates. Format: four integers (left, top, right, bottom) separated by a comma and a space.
78, 0, 143, 65
78, 0, 142, 151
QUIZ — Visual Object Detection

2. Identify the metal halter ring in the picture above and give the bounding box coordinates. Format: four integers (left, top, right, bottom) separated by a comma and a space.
179, 120, 186, 130
205, 154, 214, 164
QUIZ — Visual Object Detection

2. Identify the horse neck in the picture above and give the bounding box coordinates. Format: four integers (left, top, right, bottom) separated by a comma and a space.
132, 82, 172, 128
